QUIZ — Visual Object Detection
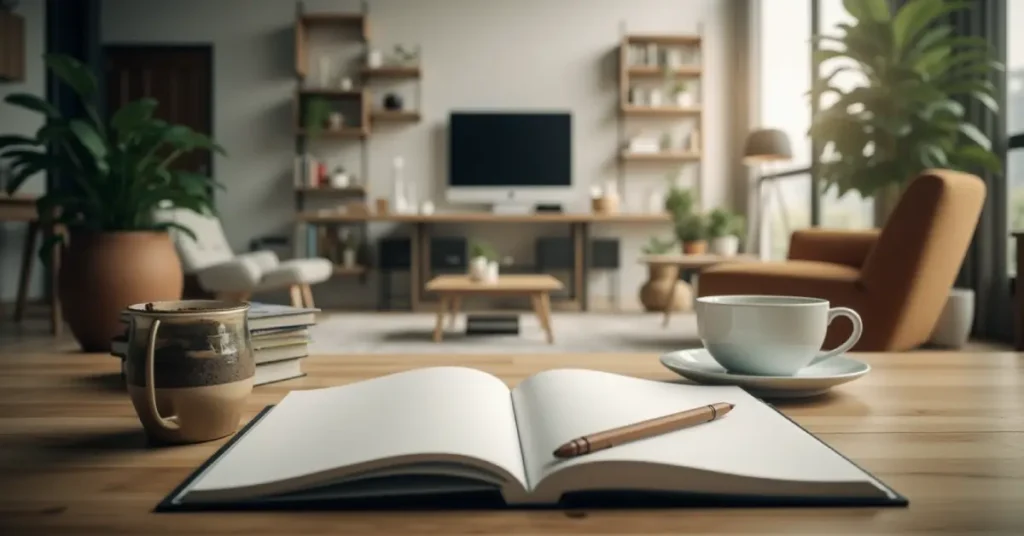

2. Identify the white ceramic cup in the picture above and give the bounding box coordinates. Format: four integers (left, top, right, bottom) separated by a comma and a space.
695, 295, 863, 376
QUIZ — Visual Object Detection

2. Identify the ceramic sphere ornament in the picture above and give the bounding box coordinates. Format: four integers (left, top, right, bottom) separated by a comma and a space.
383, 93, 404, 111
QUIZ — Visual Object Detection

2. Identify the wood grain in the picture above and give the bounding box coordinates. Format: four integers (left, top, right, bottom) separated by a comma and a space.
1, 350, 1022, 534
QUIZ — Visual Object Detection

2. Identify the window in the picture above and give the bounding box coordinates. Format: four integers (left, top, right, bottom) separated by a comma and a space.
755, 0, 812, 259
1009, 0, 1024, 274
816, 0, 874, 230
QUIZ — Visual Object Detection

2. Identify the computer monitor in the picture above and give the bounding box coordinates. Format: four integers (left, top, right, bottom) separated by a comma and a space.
447, 111, 573, 211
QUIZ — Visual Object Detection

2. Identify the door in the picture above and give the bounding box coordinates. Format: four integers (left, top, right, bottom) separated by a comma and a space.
104, 45, 213, 177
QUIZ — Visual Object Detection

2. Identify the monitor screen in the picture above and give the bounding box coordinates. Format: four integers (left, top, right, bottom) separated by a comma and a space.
449, 112, 572, 187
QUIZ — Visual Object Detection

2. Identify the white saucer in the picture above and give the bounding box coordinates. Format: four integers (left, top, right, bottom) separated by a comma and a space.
659, 348, 870, 399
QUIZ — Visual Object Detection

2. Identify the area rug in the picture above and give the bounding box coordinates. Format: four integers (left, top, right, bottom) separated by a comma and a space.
308, 312, 701, 354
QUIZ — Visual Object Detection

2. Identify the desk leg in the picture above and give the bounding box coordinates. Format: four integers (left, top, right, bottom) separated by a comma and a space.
449, 296, 461, 328
1017, 235, 1024, 350
410, 223, 422, 311
14, 221, 39, 322
433, 296, 449, 342
572, 223, 589, 312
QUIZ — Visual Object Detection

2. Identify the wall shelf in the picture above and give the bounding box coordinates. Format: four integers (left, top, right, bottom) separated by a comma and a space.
296, 127, 368, 139
626, 34, 701, 46
627, 66, 701, 77
299, 88, 365, 98
620, 151, 702, 163
361, 66, 421, 78
371, 110, 421, 122
296, 186, 367, 195
621, 105, 701, 117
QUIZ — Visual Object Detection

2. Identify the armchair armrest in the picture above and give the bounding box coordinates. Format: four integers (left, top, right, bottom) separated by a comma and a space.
234, 250, 280, 272
195, 259, 262, 293
787, 228, 880, 269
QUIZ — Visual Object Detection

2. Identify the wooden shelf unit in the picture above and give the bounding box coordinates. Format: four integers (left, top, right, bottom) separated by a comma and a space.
296, 127, 368, 139
361, 66, 421, 78
296, 186, 367, 195
616, 29, 704, 202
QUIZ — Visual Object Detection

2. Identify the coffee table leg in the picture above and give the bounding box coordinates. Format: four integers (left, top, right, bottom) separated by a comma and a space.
433, 296, 449, 342
532, 292, 554, 344
449, 296, 461, 328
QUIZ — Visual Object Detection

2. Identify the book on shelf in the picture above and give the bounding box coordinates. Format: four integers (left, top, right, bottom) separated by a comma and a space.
157, 367, 907, 511
293, 154, 324, 188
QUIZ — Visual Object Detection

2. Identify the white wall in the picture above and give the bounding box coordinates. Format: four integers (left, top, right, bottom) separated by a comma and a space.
102, 0, 741, 309
0, 0, 46, 303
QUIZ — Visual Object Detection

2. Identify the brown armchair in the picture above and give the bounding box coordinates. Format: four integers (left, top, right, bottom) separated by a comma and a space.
697, 169, 986, 352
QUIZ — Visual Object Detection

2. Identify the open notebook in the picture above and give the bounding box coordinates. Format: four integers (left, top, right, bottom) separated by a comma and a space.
158, 367, 906, 510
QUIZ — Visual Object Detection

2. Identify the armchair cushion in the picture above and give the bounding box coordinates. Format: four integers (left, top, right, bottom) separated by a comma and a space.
257, 258, 334, 290
235, 250, 280, 273
195, 259, 262, 293
787, 229, 880, 269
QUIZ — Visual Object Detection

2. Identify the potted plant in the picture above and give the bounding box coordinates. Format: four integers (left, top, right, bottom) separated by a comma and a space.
0, 54, 225, 351
810, 0, 1002, 225
339, 228, 359, 268
468, 240, 497, 282
304, 96, 332, 137
675, 212, 708, 255
707, 208, 745, 256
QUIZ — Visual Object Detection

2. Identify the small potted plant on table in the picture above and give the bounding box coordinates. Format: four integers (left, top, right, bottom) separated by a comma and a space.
674, 212, 709, 255
468, 240, 498, 283
707, 208, 745, 256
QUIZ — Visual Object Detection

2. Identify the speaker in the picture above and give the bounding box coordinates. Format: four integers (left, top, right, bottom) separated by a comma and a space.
431, 237, 467, 270
591, 238, 620, 269
378, 237, 411, 270
535, 237, 573, 270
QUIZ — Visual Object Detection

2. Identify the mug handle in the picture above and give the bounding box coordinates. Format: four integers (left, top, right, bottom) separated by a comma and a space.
807, 307, 863, 367
144, 319, 179, 431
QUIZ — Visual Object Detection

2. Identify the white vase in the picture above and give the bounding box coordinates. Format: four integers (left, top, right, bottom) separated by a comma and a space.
928, 288, 975, 348
368, 49, 383, 68
648, 89, 664, 107
675, 92, 694, 107
709, 235, 739, 256
469, 256, 489, 281
483, 261, 500, 283
342, 248, 357, 268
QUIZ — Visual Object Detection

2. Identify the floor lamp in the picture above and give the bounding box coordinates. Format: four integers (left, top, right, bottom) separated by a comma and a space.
742, 129, 793, 257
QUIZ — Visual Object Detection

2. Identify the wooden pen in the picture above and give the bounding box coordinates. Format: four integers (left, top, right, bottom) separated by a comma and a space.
552, 402, 735, 459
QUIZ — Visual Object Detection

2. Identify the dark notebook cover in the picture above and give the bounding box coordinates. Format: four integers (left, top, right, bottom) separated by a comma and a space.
156, 401, 909, 512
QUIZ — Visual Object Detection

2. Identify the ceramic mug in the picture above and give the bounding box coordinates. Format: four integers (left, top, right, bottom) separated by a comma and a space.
125, 300, 254, 444
695, 295, 863, 376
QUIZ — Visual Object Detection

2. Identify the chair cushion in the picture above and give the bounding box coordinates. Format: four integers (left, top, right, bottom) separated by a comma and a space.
257, 258, 334, 290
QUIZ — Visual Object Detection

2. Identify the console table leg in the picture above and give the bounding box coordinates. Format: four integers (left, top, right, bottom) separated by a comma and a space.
433, 296, 449, 342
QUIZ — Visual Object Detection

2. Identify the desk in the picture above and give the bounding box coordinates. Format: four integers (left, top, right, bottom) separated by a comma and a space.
0, 194, 61, 334
298, 211, 670, 311
0, 350, 1022, 534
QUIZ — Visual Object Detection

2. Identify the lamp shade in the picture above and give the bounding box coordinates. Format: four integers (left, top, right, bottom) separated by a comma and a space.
743, 128, 792, 164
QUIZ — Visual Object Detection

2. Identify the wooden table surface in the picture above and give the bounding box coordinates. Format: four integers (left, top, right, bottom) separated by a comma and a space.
1, 350, 1023, 534
640, 253, 760, 269
426, 274, 564, 293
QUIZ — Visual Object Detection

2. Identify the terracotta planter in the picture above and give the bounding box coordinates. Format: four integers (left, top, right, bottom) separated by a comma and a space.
682, 240, 708, 255
60, 231, 184, 352
639, 264, 692, 312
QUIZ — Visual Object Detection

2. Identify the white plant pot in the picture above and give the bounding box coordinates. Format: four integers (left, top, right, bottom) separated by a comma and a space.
709, 235, 739, 257
675, 92, 694, 107
928, 288, 975, 348
483, 261, 500, 284
342, 248, 357, 268
469, 256, 489, 281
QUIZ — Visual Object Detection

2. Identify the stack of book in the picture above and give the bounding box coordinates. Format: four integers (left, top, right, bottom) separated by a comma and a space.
111, 302, 319, 386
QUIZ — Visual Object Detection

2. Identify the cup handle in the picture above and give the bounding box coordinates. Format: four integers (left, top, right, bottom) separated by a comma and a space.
144, 319, 179, 431
808, 307, 863, 367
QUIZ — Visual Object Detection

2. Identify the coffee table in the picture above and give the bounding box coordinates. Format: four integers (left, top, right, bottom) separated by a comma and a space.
640, 253, 759, 326
425, 274, 563, 343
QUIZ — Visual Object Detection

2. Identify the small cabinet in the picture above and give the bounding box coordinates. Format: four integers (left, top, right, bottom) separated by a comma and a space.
0, 10, 25, 82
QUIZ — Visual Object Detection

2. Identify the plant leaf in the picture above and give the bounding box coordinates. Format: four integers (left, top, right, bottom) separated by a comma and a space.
3, 93, 60, 117
111, 98, 158, 139
44, 53, 98, 98
957, 123, 991, 151
68, 119, 110, 173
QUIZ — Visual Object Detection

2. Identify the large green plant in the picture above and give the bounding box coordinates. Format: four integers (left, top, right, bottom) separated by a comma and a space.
809, 0, 1002, 198
0, 54, 225, 258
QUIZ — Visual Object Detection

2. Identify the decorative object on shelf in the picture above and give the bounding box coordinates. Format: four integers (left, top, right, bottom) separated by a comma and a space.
468, 240, 497, 282
0, 54, 224, 351
484, 259, 500, 284
340, 228, 359, 268
339, 76, 353, 91
421, 200, 435, 215
367, 49, 383, 68
391, 156, 409, 214
590, 183, 619, 215
664, 48, 683, 69
645, 43, 658, 66
671, 80, 695, 107
391, 44, 421, 66
375, 197, 390, 214
810, 0, 1001, 225
303, 96, 331, 138
627, 134, 660, 154
629, 86, 646, 106
329, 166, 351, 188
327, 112, 345, 130
383, 92, 404, 111
707, 208, 745, 256
648, 88, 664, 107
317, 56, 332, 87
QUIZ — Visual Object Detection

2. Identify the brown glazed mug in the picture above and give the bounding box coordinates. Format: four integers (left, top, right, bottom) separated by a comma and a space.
125, 300, 254, 444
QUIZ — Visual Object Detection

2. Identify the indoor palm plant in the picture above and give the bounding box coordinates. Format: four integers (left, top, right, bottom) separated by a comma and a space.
810, 0, 1002, 223
0, 54, 225, 351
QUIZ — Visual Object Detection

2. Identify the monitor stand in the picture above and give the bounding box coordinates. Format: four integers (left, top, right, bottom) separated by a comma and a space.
490, 202, 534, 215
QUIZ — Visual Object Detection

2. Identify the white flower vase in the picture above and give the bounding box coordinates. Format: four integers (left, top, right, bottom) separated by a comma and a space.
342, 248, 357, 268
675, 92, 695, 107
483, 261, 500, 284
709, 235, 739, 257
469, 256, 489, 282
